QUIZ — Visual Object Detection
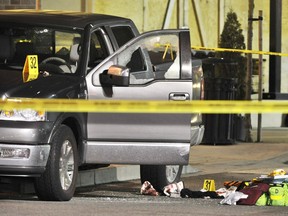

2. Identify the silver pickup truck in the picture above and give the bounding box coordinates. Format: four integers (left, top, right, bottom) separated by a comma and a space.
0, 10, 204, 201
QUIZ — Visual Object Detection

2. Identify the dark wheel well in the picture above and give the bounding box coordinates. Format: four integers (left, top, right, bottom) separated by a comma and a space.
282, 114, 288, 127
63, 118, 79, 138
62, 117, 82, 163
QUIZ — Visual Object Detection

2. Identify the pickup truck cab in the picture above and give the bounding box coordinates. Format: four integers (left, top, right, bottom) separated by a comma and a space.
0, 10, 204, 201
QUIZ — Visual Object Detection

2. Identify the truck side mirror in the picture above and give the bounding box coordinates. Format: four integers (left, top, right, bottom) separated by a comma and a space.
99, 65, 130, 86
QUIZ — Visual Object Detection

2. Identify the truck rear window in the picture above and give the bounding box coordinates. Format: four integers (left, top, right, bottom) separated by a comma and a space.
111, 26, 135, 47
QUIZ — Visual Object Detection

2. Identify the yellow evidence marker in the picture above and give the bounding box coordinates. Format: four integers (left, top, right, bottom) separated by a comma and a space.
203, 179, 216, 191
22, 55, 39, 82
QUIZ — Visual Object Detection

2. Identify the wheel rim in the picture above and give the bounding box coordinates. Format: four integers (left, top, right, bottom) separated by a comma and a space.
166, 165, 180, 183
59, 140, 74, 190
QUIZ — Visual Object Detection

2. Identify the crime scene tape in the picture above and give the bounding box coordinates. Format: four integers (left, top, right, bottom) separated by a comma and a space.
192, 46, 288, 57
1, 98, 288, 114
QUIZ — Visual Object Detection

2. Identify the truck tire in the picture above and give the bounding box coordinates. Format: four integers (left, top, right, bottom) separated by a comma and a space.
34, 125, 78, 201
140, 165, 183, 192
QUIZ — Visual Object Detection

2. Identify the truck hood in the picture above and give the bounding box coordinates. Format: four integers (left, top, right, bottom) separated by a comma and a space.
0, 71, 80, 98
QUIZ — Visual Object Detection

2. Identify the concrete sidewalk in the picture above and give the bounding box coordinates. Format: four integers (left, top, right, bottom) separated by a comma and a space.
77, 128, 288, 187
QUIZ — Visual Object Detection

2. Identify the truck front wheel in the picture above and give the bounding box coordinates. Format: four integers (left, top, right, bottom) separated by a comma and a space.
34, 125, 78, 201
140, 165, 183, 192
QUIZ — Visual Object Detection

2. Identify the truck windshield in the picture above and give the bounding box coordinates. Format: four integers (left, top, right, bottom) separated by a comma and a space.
0, 26, 82, 75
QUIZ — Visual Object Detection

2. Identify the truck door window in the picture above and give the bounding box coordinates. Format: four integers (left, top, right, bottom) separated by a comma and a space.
124, 34, 180, 82
88, 29, 109, 69
92, 31, 183, 87
111, 34, 179, 84
112, 44, 154, 85
148, 35, 180, 79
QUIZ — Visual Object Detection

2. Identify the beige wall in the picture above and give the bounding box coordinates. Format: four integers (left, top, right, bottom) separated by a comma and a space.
93, 0, 145, 31
40, 0, 286, 49
40, 0, 288, 93
41, 0, 81, 11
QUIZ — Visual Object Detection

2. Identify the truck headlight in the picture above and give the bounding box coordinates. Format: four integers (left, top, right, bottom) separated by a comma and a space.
0, 147, 30, 159
0, 109, 46, 121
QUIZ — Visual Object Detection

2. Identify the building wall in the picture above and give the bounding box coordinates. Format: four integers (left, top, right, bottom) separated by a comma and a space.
0, 0, 35, 9
41, 0, 80, 11
1, 0, 287, 93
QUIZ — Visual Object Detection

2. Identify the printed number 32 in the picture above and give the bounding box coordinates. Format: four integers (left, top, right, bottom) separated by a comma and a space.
30, 56, 37, 69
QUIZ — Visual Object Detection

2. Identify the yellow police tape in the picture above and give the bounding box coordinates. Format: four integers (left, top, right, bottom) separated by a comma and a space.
1, 98, 288, 114
192, 46, 288, 57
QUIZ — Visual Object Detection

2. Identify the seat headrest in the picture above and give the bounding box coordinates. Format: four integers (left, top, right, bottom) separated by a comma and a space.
70, 44, 79, 62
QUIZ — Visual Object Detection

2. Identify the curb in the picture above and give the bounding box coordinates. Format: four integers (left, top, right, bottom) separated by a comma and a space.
77, 165, 198, 187
18, 165, 198, 194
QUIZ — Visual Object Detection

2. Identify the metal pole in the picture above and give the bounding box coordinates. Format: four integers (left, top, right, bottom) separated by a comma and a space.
81, 0, 86, 12
142, 0, 148, 32
191, 0, 205, 46
218, 0, 224, 44
162, 0, 176, 29
183, 0, 189, 28
246, 0, 253, 102
177, 0, 180, 28
257, 10, 263, 142
269, 0, 282, 94
35, 0, 41, 10
244, 0, 254, 142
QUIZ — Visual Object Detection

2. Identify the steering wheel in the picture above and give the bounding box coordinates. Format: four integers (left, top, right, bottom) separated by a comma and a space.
40, 57, 72, 73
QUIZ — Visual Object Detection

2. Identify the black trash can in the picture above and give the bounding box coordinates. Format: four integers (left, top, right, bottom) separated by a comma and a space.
202, 78, 237, 145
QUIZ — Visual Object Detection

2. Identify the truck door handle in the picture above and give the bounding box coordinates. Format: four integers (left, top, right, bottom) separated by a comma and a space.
169, 93, 190, 101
